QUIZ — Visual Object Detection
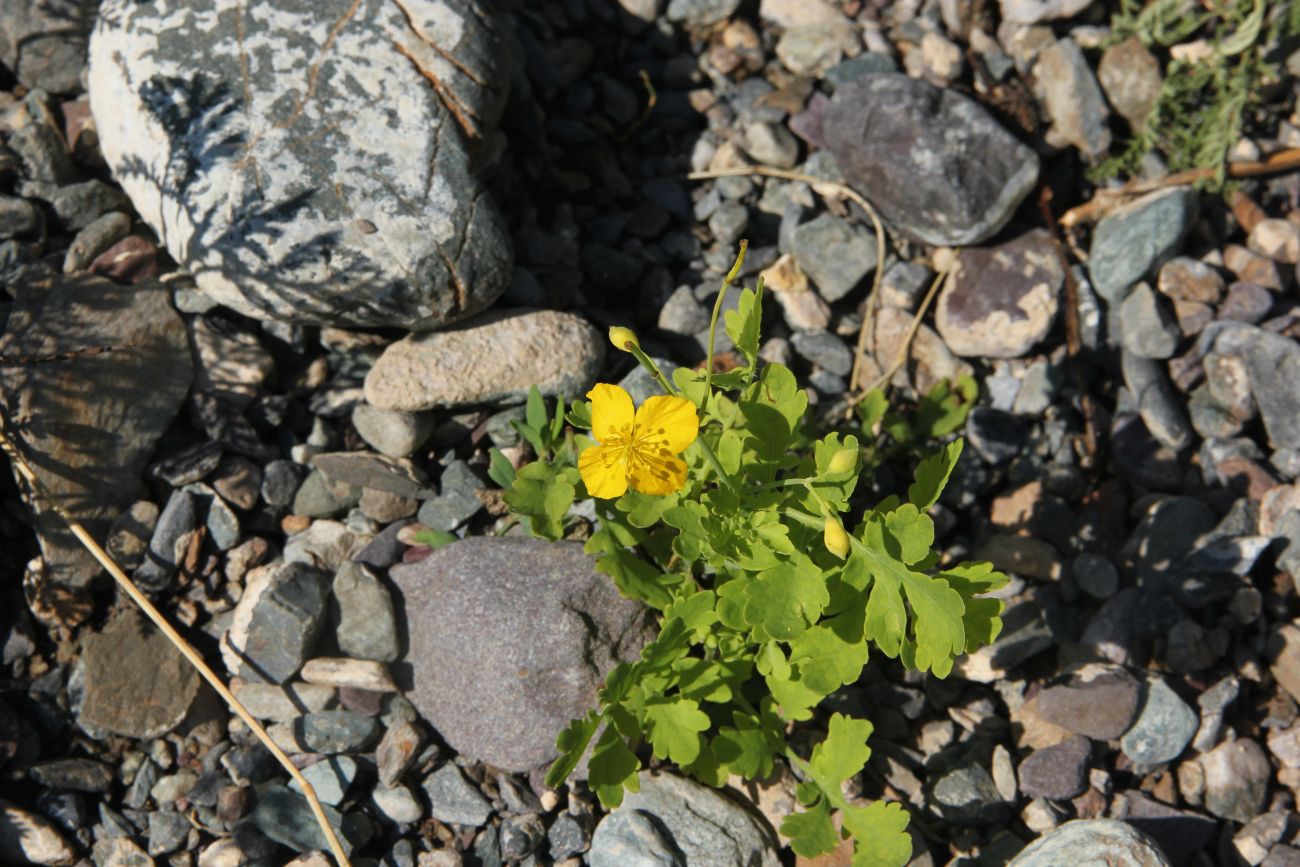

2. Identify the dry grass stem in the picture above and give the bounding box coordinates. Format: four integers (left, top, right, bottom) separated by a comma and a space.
0, 413, 353, 867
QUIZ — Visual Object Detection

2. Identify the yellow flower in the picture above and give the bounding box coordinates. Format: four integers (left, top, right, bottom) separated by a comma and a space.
608, 326, 640, 352
579, 383, 699, 498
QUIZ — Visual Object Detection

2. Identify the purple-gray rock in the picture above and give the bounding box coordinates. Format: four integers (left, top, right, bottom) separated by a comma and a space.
0, 275, 192, 588
1017, 735, 1090, 800
935, 228, 1062, 358
822, 73, 1039, 246
392, 537, 655, 772
1037, 671, 1141, 741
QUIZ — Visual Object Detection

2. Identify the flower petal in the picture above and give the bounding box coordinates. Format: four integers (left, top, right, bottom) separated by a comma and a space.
628, 452, 687, 496
579, 443, 630, 499
633, 395, 699, 454
587, 383, 635, 445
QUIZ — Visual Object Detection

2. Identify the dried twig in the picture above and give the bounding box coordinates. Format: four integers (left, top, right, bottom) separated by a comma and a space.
684, 165, 889, 403
1058, 146, 1300, 229
0, 412, 353, 867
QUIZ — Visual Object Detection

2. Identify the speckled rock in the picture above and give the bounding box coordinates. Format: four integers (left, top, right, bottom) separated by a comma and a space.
822, 73, 1039, 246
364, 309, 603, 411
0, 275, 192, 588
935, 228, 1062, 358
1008, 819, 1172, 866
88, 0, 512, 329
392, 537, 654, 772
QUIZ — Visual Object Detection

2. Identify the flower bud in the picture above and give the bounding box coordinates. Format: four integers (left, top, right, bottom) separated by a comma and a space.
823, 515, 850, 560
608, 326, 640, 352
826, 446, 857, 477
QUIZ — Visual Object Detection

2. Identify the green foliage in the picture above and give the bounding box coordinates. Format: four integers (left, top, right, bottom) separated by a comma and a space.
1094, 0, 1297, 191
508, 265, 1007, 866
858, 374, 977, 470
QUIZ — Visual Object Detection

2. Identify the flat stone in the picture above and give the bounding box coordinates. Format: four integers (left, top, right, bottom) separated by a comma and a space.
289, 756, 357, 807
364, 309, 603, 411
0, 0, 96, 93
788, 213, 876, 302
790, 329, 853, 376
376, 720, 424, 788
249, 785, 367, 855
229, 681, 334, 722
593, 771, 779, 867
0, 799, 76, 865
79, 610, 200, 739
1248, 218, 1300, 264
1121, 351, 1192, 451
371, 783, 423, 825
1201, 738, 1270, 823
929, 760, 1010, 826
332, 561, 399, 663
30, 758, 114, 793
294, 710, 380, 754
1037, 671, 1141, 741
89, 0, 512, 329
1157, 256, 1225, 304
311, 452, 429, 499
91, 838, 154, 867
999, 0, 1094, 23
1268, 623, 1300, 705
351, 404, 435, 459
1120, 282, 1181, 359
147, 810, 191, 856
1018, 735, 1090, 800
64, 211, 133, 273
0, 275, 191, 588
1008, 819, 1171, 866
1119, 677, 1197, 765
1090, 187, 1198, 303
822, 73, 1039, 246
1240, 330, 1300, 451
189, 316, 275, 408
1098, 37, 1162, 129
300, 657, 396, 693
1034, 37, 1110, 159
392, 537, 655, 773
222, 561, 331, 684
936, 228, 1062, 358
422, 763, 492, 828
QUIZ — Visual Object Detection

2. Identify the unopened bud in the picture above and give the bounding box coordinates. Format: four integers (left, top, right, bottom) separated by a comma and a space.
608, 326, 639, 352
823, 515, 850, 560
826, 446, 857, 477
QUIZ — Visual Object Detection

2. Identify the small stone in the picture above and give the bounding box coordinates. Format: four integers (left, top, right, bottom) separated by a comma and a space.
966, 408, 1030, 465
1157, 257, 1225, 304
1071, 552, 1119, 598
376, 720, 424, 788
1267, 725, 1300, 768
312, 452, 429, 500
1120, 283, 1181, 359
999, 0, 1094, 23
665, 0, 741, 27
229, 681, 334, 723
147, 810, 191, 856
47, 180, 130, 232
1121, 351, 1192, 451
936, 229, 1063, 358
658, 285, 710, 337
549, 812, 595, 861
64, 211, 132, 274
422, 764, 492, 828
1224, 244, 1288, 291
106, 500, 159, 572
1034, 38, 1111, 159
294, 710, 380, 754
1235, 812, 1289, 866
190, 317, 274, 408
151, 769, 198, 804
500, 813, 546, 859
365, 310, 603, 411
0, 799, 76, 865
352, 404, 435, 460
589, 811, 683, 867
289, 756, 357, 807
372, 784, 423, 825
332, 561, 399, 663
1098, 37, 1162, 130
790, 329, 853, 376
91, 838, 154, 867
262, 460, 310, 509
1017, 736, 1089, 801
249, 785, 366, 855
1248, 218, 1300, 264
1268, 623, 1300, 705
929, 760, 1010, 826
221, 561, 331, 684
301, 657, 396, 693
211, 456, 261, 511
1037, 671, 1141, 741
79, 610, 200, 739
739, 121, 799, 169
30, 759, 114, 793
1219, 281, 1274, 324
1007, 818, 1172, 867
1090, 187, 1198, 303
1119, 677, 1197, 765
1200, 738, 1270, 823
417, 460, 484, 532
788, 213, 877, 302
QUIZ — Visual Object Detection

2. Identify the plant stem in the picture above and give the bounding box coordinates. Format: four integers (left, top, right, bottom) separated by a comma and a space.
704, 241, 749, 413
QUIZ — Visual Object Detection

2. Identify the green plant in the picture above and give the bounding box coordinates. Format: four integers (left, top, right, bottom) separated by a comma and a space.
1092, 0, 1299, 191
503, 248, 1008, 866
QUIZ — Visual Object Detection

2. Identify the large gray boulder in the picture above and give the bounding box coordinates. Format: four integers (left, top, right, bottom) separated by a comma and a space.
822, 73, 1039, 247
392, 537, 656, 773
87, 0, 512, 329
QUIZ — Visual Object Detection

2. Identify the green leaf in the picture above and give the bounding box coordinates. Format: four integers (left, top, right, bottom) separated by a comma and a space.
674, 657, 745, 703
643, 696, 711, 765
712, 705, 782, 778
397, 525, 458, 549
546, 711, 601, 789
858, 388, 888, 433
503, 461, 574, 540
487, 448, 516, 489
724, 285, 763, 369
673, 367, 710, 407
743, 559, 829, 641
843, 801, 912, 867
781, 798, 840, 858
617, 489, 679, 529
766, 670, 821, 721
664, 590, 717, 641
586, 526, 682, 610
907, 439, 963, 511
525, 386, 548, 436
682, 738, 728, 787
588, 725, 642, 808
882, 504, 934, 565
567, 399, 592, 430
809, 713, 873, 788
940, 561, 1009, 651
788, 622, 869, 697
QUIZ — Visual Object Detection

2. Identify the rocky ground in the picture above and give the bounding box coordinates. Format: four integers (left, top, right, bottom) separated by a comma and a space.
1, 0, 1300, 866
